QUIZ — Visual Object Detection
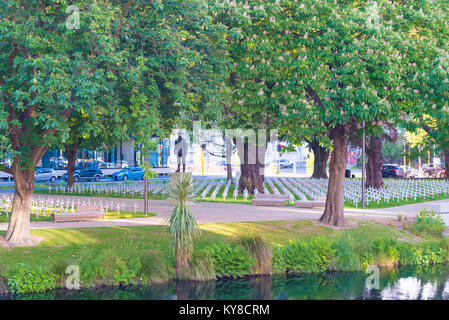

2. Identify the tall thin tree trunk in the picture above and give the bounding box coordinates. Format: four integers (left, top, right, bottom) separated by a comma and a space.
366, 136, 384, 188
444, 149, 449, 178
5, 166, 35, 246
225, 135, 233, 182
319, 124, 348, 227
310, 140, 329, 179
226, 164, 233, 181
65, 142, 78, 189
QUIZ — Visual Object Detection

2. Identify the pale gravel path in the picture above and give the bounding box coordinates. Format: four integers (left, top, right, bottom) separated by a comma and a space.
0, 194, 444, 231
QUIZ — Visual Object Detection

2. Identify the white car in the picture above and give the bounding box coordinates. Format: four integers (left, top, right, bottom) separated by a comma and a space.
35, 168, 57, 183
272, 159, 294, 168
401, 166, 419, 178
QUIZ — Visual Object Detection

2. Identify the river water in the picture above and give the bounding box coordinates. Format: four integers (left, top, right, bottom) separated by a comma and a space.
3, 264, 449, 300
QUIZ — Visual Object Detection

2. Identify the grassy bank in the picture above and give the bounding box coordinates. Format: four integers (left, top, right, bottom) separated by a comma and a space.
1, 219, 448, 295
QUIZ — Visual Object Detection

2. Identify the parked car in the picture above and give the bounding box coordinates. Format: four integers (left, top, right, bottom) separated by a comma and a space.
438, 169, 446, 178
381, 164, 405, 178
421, 164, 443, 178
400, 165, 419, 178
112, 167, 145, 181
62, 167, 104, 182
35, 168, 57, 183
272, 159, 294, 168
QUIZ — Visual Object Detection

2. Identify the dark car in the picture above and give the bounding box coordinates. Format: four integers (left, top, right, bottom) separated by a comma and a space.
112, 167, 145, 181
381, 164, 405, 178
62, 167, 104, 182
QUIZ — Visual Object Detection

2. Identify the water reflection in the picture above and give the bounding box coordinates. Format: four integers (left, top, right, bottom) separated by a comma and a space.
4, 264, 449, 300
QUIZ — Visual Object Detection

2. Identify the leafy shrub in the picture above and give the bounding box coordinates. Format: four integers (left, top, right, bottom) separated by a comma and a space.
7, 264, 57, 294
272, 246, 287, 274
417, 242, 449, 266
410, 210, 446, 238
113, 257, 142, 285
234, 232, 272, 275
397, 242, 420, 266
281, 237, 334, 273
209, 242, 254, 278
372, 238, 400, 268
331, 235, 362, 271
439, 237, 449, 255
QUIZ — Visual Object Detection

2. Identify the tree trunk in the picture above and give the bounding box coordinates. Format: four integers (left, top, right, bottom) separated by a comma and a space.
366, 135, 384, 188
226, 164, 233, 181
238, 141, 265, 194
5, 167, 35, 246
319, 124, 348, 227
444, 149, 449, 178
225, 136, 233, 182
310, 140, 329, 179
66, 142, 78, 189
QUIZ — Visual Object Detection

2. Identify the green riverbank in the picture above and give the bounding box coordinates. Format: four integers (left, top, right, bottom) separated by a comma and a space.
1, 219, 448, 295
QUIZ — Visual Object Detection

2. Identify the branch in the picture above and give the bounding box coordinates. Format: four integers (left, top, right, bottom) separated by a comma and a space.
418, 116, 432, 133
114, 0, 134, 38
304, 85, 324, 107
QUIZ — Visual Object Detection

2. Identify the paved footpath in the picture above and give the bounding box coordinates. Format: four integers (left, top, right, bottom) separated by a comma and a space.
0, 194, 446, 230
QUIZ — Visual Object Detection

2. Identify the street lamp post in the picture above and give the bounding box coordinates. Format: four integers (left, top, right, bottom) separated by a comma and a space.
144, 155, 148, 215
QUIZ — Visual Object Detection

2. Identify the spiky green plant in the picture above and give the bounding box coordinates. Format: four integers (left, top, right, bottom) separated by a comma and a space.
166, 173, 200, 277
234, 232, 272, 275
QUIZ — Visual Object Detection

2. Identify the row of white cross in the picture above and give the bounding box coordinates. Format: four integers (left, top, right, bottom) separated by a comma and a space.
344, 179, 449, 207
45, 177, 449, 207
0, 195, 142, 218
50, 182, 169, 198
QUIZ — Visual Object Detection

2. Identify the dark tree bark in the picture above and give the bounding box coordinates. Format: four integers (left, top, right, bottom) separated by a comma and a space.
366, 135, 384, 188
226, 164, 233, 181
238, 140, 265, 194
444, 149, 449, 178
319, 124, 348, 227
310, 140, 329, 179
65, 142, 78, 189
225, 136, 233, 182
